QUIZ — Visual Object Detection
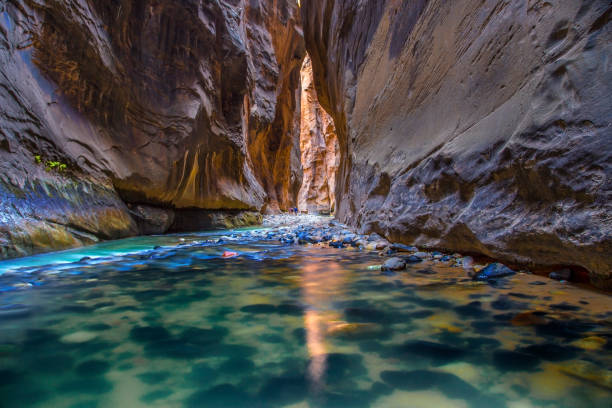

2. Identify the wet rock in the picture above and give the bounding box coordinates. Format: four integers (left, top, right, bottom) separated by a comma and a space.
551, 302, 581, 311
473, 263, 515, 281
491, 296, 525, 311
557, 360, 612, 390
571, 336, 607, 351
388, 340, 467, 365
405, 255, 423, 263
367, 233, 383, 242
76, 360, 111, 376
492, 350, 541, 371
454, 301, 488, 319
218, 358, 255, 376
510, 311, 548, 327
517, 343, 579, 362
130, 326, 172, 343
130, 205, 175, 235
380, 369, 479, 401
329, 240, 345, 248
240, 304, 278, 314
258, 374, 309, 406
390, 243, 417, 252
60, 331, 97, 344
322, 353, 367, 385
462, 256, 475, 270
185, 384, 251, 408
140, 390, 173, 403
381, 257, 406, 271
549, 268, 572, 281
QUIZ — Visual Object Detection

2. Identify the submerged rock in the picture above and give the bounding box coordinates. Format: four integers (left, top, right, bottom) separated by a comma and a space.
550, 268, 572, 281
473, 263, 515, 281
381, 257, 406, 271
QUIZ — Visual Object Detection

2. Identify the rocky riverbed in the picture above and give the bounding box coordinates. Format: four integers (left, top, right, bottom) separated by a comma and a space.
260, 215, 590, 287
0, 215, 610, 408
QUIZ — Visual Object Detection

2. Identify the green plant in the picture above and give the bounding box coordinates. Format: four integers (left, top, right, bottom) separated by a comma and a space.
34, 154, 69, 173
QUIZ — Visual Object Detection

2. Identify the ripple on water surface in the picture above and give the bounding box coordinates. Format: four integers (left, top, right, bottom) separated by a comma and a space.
0, 230, 610, 408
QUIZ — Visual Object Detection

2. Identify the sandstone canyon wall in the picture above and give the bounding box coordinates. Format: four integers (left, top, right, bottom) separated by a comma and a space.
0, 0, 304, 257
302, 0, 612, 287
298, 55, 338, 214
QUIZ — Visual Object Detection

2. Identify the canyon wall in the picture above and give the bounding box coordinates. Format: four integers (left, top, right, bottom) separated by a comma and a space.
302, 0, 612, 288
0, 0, 304, 258
298, 55, 338, 214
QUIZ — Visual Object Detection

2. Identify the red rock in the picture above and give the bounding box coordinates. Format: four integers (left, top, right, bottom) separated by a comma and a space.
301, 0, 612, 289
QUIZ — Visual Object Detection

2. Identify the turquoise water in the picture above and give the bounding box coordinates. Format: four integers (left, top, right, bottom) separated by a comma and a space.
0, 230, 610, 407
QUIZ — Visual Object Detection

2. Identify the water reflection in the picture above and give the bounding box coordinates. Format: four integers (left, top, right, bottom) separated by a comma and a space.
301, 259, 348, 392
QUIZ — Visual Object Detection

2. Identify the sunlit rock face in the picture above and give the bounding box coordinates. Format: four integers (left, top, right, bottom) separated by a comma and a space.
0, 0, 303, 257
302, 1, 612, 287
298, 55, 338, 214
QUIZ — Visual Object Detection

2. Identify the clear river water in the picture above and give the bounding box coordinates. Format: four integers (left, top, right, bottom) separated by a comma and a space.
0, 227, 610, 408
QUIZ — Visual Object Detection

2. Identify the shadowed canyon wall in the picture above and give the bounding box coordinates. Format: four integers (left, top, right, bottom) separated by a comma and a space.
298, 55, 338, 214
302, 0, 612, 287
0, 0, 304, 257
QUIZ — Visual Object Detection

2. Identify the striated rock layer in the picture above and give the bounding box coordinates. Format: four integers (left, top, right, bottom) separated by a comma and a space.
298, 55, 338, 214
0, 0, 304, 257
302, 1, 612, 287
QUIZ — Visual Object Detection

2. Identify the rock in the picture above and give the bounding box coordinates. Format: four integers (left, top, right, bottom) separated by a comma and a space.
390, 243, 417, 252
549, 268, 572, 281
0, 0, 305, 258
473, 263, 516, 281
367, 233, 383, 242
170, 211, 262, 232
405, 255, 423, 264
329, 241, 345, 248
571, 336, 607, 351
510, 311, 548, 327
413, 252, 429, 259
375, 241, 390, 250
61, 331, 97, 344
301, 0, 612, 289
342, 235, 357, 245
381, 257, 406, 271
131, 205, 175, 235
380, 246, 396, 256
461, 256, 475, 270
557, 361, 612, 390
297, 55, 338, 214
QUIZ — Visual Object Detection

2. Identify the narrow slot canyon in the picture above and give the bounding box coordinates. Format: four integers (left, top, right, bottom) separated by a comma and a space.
297, 54, 339, 215
0, 1, 610, 407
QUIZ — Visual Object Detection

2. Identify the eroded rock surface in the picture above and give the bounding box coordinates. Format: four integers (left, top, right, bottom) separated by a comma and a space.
0, 0, 303, 257
298, 55, 338, 214
302, 1, 612, 287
